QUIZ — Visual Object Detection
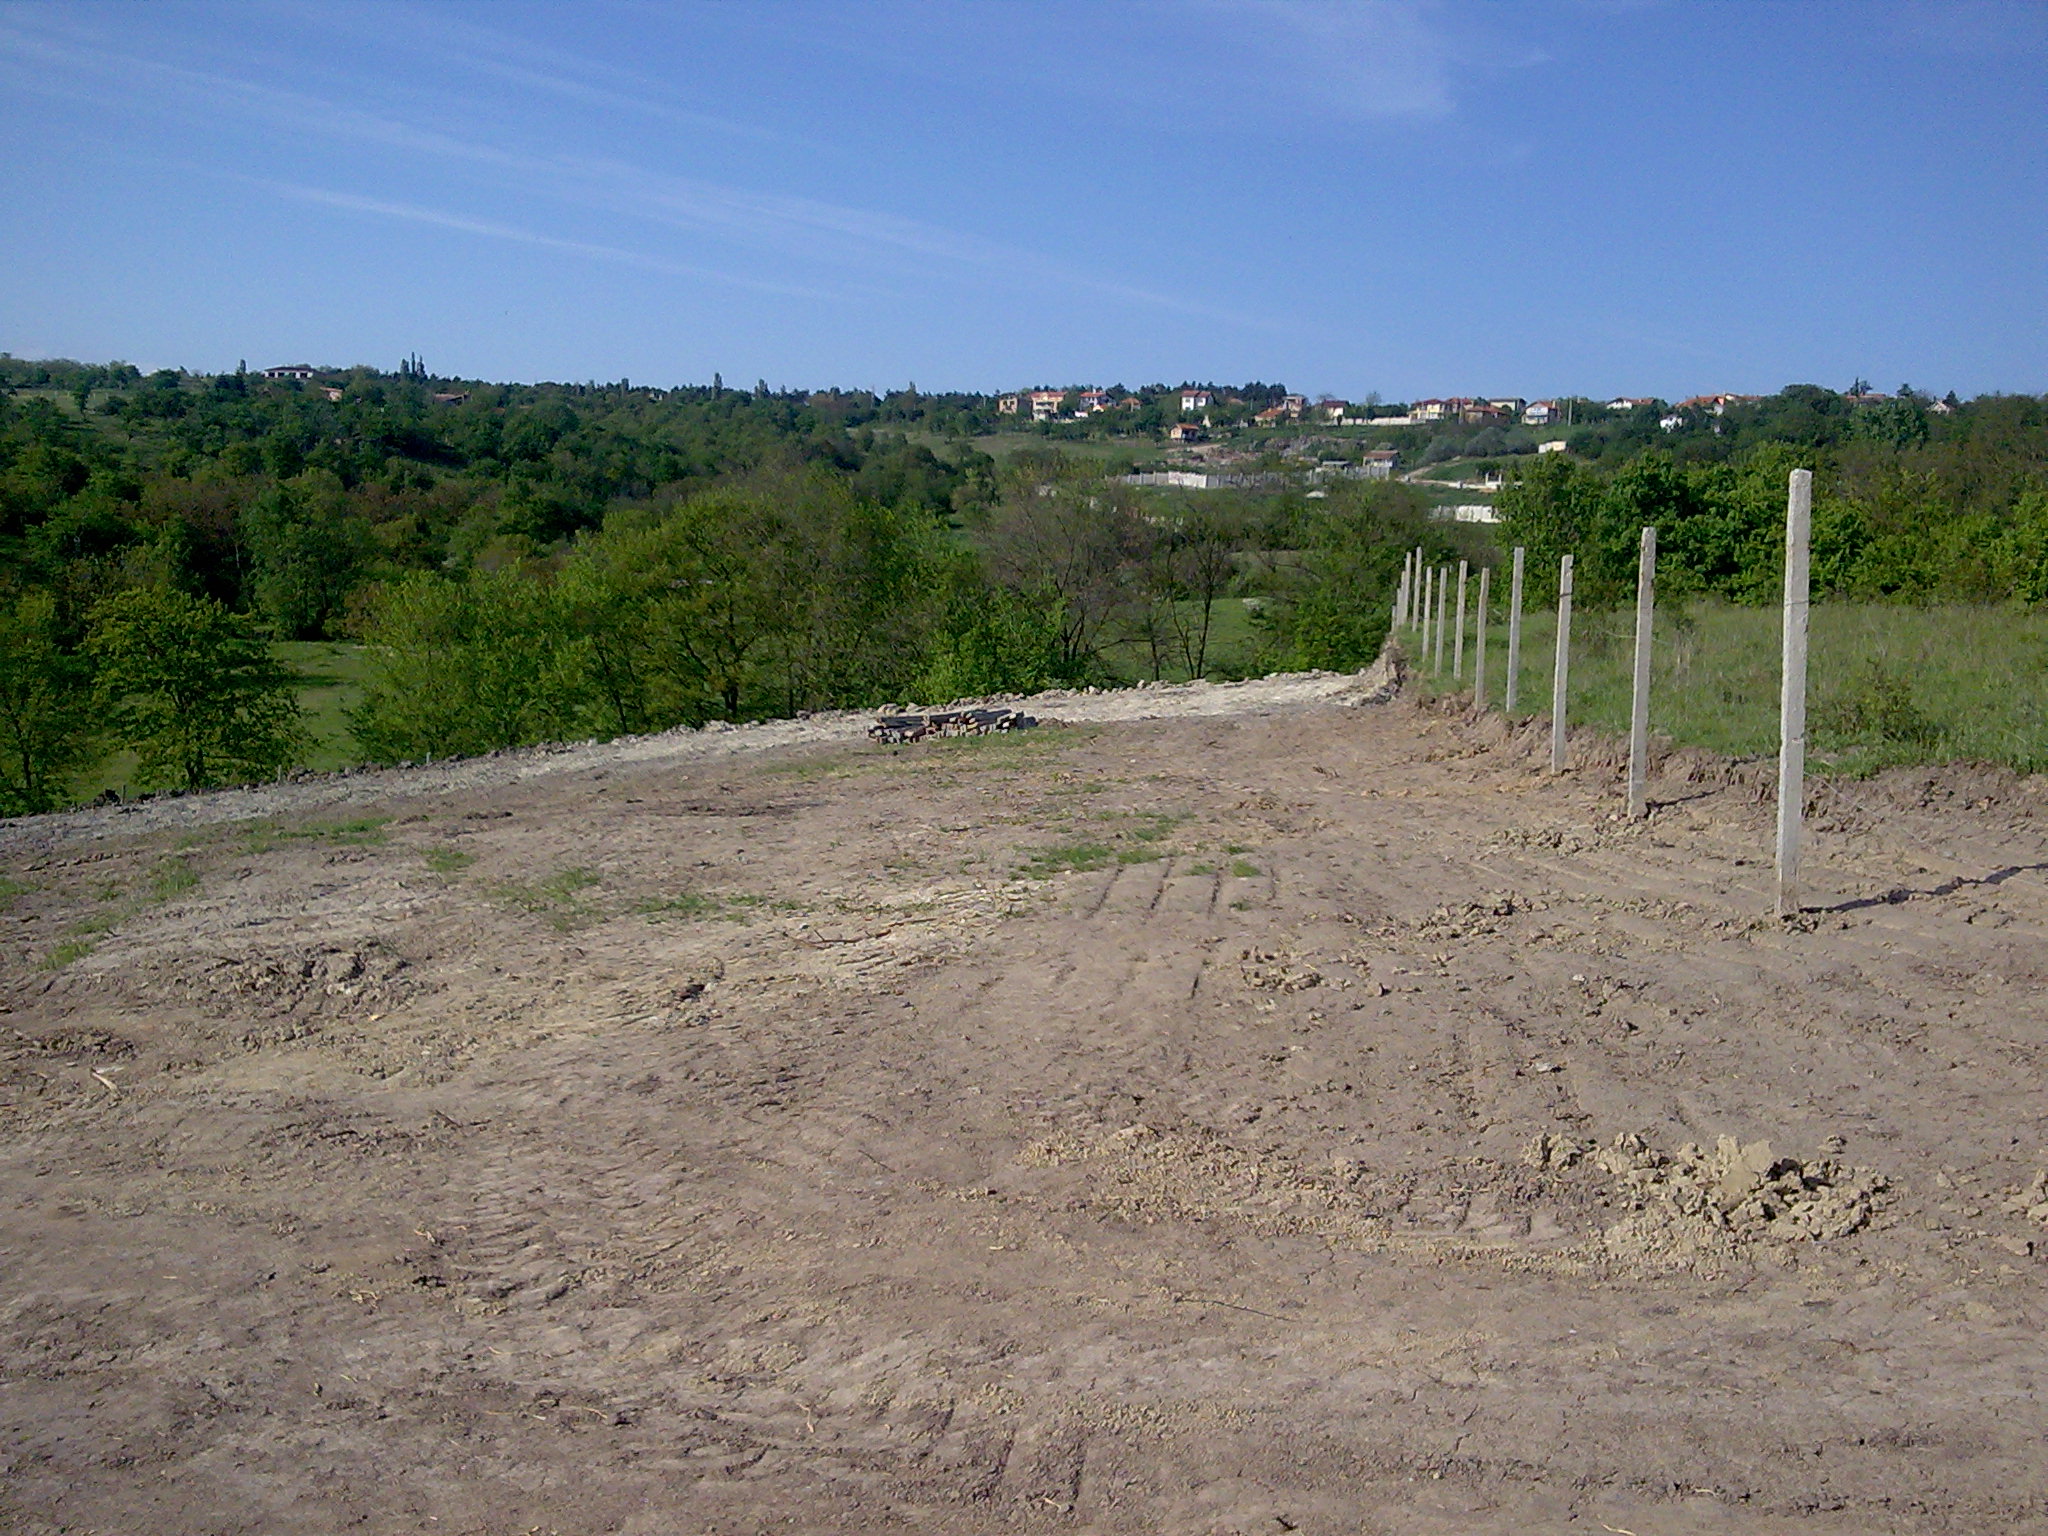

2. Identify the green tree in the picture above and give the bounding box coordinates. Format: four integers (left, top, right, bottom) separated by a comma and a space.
350, 568, 586, 762
86, 587, 305, 790
239, 471, 374, 638
0, 588, 102, 814
1259, 482, 1438, 671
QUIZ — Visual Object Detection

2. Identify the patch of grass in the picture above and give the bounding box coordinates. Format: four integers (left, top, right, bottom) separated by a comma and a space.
634, 891, 793, 922
0, 876, 29, 911
244, 815, 391, 852
634, 891, 725, 919
275, 640, 371, 774
1116, 847, 1165, 864
66, 910, 120, 936
149, 856, 199, 900
491, 867, 603, 929
1229, 859, 1261, 878
423, 846, 476, 874
1188, 861, 1216, 875
42, 938, 94, 970
1412, 597, 2048, 777
1020, 841, 1116, 878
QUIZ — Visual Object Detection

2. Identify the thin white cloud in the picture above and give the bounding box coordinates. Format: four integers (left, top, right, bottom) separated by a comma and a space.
0, 9, 1269, 328
289, 0, 804, 147
1198, 0, 1457, 120
261, 182, 854, 302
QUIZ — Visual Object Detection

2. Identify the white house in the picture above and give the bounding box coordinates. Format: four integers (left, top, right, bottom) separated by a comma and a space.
1180, 389, 1213, 412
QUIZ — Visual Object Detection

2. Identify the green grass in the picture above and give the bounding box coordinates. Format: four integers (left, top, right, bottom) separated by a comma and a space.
1229, 858, 1261, 878
275, 640, 371, 773
42, 938, 94, 970
239, 815, 391, 852
423, 846, 476, 874
0, 876, 30, 910
1408, 598, 2048, 776
148, 857, 199, 899
633, 891, 786, 922
1019, 841, 1116, 878
1097, 597, 1263, 684
491, 867, 604, 928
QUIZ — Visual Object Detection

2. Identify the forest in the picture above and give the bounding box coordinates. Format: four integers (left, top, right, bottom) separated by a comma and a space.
3, 353, 2045, 814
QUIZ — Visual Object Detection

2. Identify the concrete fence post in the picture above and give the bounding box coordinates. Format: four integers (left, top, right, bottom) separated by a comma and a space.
1473, 566, 1491, 710
1413, 547, 1427, 634
1777, 470, 1813, 916
1505, 546, 1526, 714
1453, 559, 1469, 678
1434, 566, 1449, 673
1419, 563, 1432, 648
1550, 554, 1574, 774
1396, 551, 1411, 626
1628, 526, 1658, 819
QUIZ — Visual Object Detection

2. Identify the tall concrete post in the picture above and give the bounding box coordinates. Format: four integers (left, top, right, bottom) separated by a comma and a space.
1434, 566, 1449, 673
1473, 566, 1491, 710
1628, 526, 1658, 819
1453, 559, 1469, 678
1505, 546, 1526, 715
1777, 471, 1813, 916
1550, 554, 1574, 774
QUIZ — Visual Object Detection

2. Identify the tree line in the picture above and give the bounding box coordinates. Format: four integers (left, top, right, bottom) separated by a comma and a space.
1495, 397, 2048, 607
5, 355, 2045, 815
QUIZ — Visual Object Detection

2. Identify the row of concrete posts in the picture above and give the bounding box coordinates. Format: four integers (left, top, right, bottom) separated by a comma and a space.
1388, 470, 1814, 916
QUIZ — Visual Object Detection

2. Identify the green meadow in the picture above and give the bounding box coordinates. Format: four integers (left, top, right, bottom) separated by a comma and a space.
1409, 597, 2048, 776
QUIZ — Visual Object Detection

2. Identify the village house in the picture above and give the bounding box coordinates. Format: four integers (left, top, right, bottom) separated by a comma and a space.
261, 364, 314, 381
1076, 389, 1111, 414
997, 394, 1021, 415
1608, 396, 1661, 413
1169, 421, 1206, 442
1179, 388, 1213, 412
1028, 389, 1066, 421
1522, 400, 1561, 425
1674, 393, 1762, 416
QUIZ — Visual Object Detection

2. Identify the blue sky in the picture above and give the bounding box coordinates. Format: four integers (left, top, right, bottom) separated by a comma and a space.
2, 0, 2043, 400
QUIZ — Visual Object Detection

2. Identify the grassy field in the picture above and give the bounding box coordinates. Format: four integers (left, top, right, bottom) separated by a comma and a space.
1096, 596, 1265, 685
1408, 596, 2048, 776
274, 640, 372, 771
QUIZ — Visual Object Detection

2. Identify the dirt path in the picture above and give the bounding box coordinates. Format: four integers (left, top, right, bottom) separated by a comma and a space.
0, 663, 1393, 853
6, 665, 2048, 1534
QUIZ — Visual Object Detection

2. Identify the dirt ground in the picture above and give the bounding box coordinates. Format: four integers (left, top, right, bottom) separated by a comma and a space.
6, 662, 2048, 1535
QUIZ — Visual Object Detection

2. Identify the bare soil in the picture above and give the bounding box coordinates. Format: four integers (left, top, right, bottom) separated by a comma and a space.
6, 661, 2048, 1535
